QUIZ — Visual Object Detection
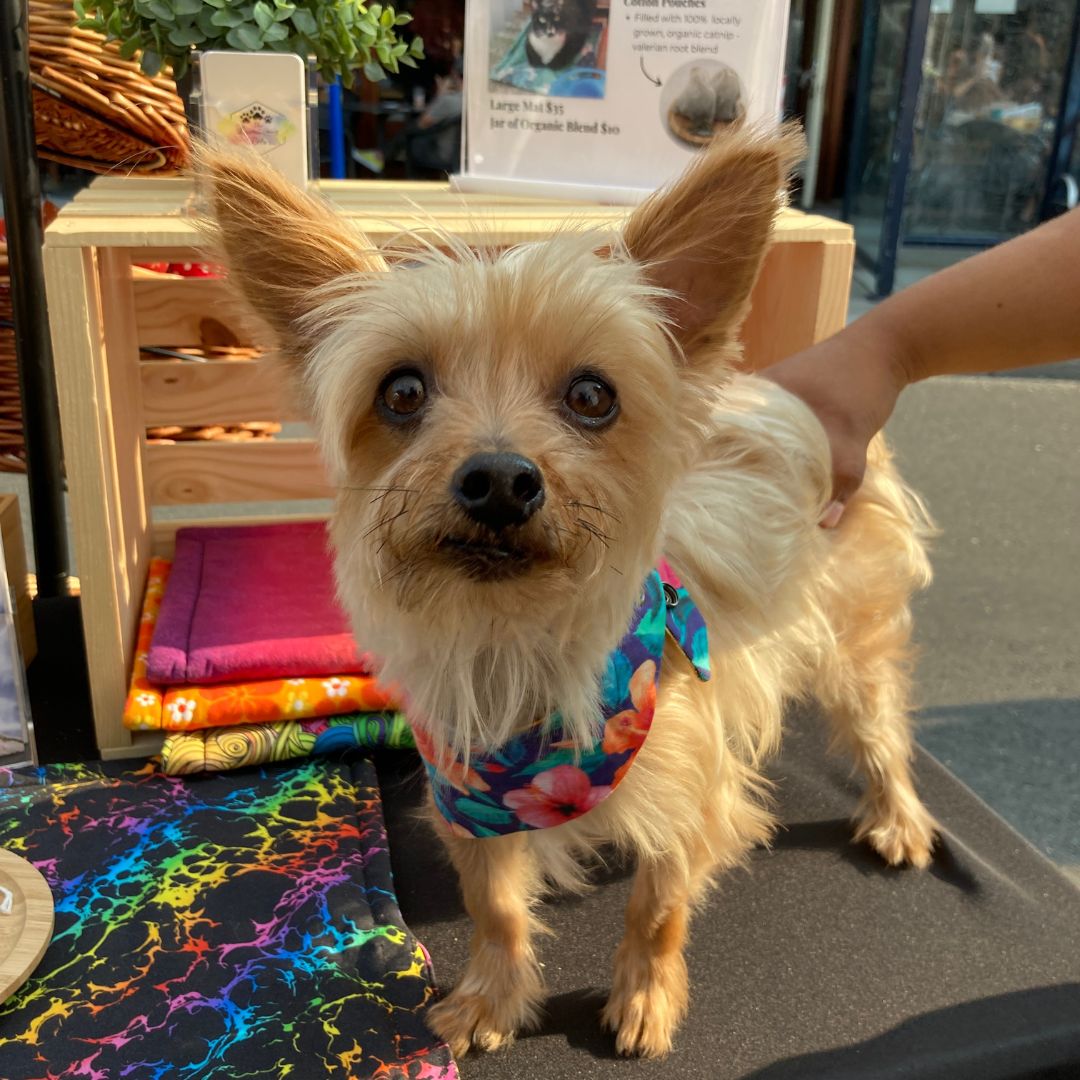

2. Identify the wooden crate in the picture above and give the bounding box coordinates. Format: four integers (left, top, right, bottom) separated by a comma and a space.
43, 177, 853, 759
0, 495, 36, 666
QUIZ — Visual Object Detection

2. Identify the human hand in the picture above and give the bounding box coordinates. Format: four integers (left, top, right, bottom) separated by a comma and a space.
761, 326, 910, 526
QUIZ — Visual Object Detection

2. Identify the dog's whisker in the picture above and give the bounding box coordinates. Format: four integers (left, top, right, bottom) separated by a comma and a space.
574, 518, 613, 546
567, 500, 622, 523
363, 503, 412, 541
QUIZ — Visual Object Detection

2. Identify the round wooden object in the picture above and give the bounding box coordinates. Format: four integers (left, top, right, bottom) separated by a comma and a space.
0, 848, 54, 1003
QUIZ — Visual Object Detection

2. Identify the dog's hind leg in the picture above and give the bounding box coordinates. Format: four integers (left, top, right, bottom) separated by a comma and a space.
426, 830, 546, 1057
814, 603, 938, 869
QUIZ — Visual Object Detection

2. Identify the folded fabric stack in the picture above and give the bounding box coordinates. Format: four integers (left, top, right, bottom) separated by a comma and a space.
124, 522, 412, 774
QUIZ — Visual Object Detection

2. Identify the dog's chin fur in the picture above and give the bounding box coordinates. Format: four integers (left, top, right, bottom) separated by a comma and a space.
200, 126, 940, 1059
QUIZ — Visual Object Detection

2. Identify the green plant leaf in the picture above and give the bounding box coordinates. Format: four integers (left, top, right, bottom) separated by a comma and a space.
226, 24, 265, 50
290, 8, 316, 34
379, 7, 392, 27
146, 0, 175, 24
210, 7, 245, 26
172, 0, 203, 14
399, 54, 416, 68
273, 2, 295, 20
196, 8, 219, 34
253, 0, 274, 30
409, 38, 424, 58
368, 3, 382, 21
119, 36, 141, 59
202, 0, 227, 7
141, 48, 163, 76
168, 24, 206, 46
261, 21, 288, 41
363, 60, 384, 82
73, 0, 87, 18
394, 13, 411, 25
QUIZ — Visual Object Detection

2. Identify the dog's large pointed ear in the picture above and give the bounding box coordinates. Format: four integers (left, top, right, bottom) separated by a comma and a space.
195, 146, 386, 356
623, 124, 805, 359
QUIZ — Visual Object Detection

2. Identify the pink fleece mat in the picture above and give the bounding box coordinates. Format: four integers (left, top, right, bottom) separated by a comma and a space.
147, 521, 370, 686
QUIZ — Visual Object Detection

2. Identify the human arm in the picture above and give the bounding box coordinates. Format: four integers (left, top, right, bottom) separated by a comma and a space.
762, 206, 1080, 524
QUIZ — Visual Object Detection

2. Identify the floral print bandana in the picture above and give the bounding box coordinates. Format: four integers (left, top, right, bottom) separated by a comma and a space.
414, 560, 710, 837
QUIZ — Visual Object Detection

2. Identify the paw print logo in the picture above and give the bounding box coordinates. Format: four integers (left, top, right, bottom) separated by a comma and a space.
222, 101, 293, 149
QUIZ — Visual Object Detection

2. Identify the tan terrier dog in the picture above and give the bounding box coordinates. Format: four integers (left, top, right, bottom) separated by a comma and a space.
200, 126, 937, 1060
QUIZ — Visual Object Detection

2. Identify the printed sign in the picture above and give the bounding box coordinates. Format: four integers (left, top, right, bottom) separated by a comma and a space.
198, 51, 311, 187
459, 0, 789, 201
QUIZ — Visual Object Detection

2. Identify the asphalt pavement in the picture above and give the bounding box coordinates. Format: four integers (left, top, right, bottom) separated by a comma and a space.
885, 375, 1079, 876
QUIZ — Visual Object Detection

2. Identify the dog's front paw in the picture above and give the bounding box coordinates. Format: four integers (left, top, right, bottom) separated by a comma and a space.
601, 953, 688, 1059
427, 989, 528, 1057
854, 795, 937, 869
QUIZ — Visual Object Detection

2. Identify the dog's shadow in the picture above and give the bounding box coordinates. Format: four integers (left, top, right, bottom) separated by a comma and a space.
772, 818, 980, 894
519, 988, 622, 1059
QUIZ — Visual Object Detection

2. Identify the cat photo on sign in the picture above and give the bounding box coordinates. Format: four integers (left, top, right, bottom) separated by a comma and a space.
489, 0, 609, 99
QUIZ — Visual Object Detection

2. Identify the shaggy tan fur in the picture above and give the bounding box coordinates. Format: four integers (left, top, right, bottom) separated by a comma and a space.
199, 127, 938, 1060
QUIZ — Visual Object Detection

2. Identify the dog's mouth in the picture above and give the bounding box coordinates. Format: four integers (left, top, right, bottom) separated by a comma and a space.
438, 535, 538, 581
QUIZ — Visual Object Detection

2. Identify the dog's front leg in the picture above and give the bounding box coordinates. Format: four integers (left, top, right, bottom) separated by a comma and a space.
601, 852, 700, 1058
427, 828, 545, 1056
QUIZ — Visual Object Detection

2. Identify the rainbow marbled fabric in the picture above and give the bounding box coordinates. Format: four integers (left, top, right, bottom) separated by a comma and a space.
0, 758, 457, 1080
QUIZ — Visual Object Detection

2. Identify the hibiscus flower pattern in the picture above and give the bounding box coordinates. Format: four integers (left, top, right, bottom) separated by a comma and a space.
602, 659, 657, 754
503, 765, 611, 829
417, 564, 711, 837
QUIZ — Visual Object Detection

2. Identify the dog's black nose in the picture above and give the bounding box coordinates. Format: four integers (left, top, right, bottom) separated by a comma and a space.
451, 452, 545, 531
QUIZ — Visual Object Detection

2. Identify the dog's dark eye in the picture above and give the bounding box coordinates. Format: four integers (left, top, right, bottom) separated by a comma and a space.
563, 374, 617, 428
378, 369, 426, 422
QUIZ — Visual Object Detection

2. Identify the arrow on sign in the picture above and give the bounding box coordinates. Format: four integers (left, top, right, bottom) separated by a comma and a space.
640, 57, 661, 87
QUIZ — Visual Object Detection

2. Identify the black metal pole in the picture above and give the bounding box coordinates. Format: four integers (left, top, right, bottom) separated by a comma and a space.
1039, 1, 1080, 222
841, 0, 880, 227
873, 0, 931, 299
0, 0, 70, 596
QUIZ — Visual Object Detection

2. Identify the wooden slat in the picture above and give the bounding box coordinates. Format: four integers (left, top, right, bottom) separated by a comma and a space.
739, 238, 853, 370
45, 246, 137, 756
132, 276, 250, 346
99, 249, 154, 644
145, 440, 329, 504
0, 495, 35, 666
151, 511, 329, 558
141, 358, 299, 425
100, 731, 164, 760
49, 178, 855, 249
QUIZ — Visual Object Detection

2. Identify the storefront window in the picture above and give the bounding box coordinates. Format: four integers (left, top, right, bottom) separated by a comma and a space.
848, 0, 1079, 274
907, 0, 1077, 240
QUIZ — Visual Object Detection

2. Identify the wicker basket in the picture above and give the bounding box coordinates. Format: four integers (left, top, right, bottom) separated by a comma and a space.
0, 242, 24, 472
0, 202, 60, 473
29, 0, 189, 176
